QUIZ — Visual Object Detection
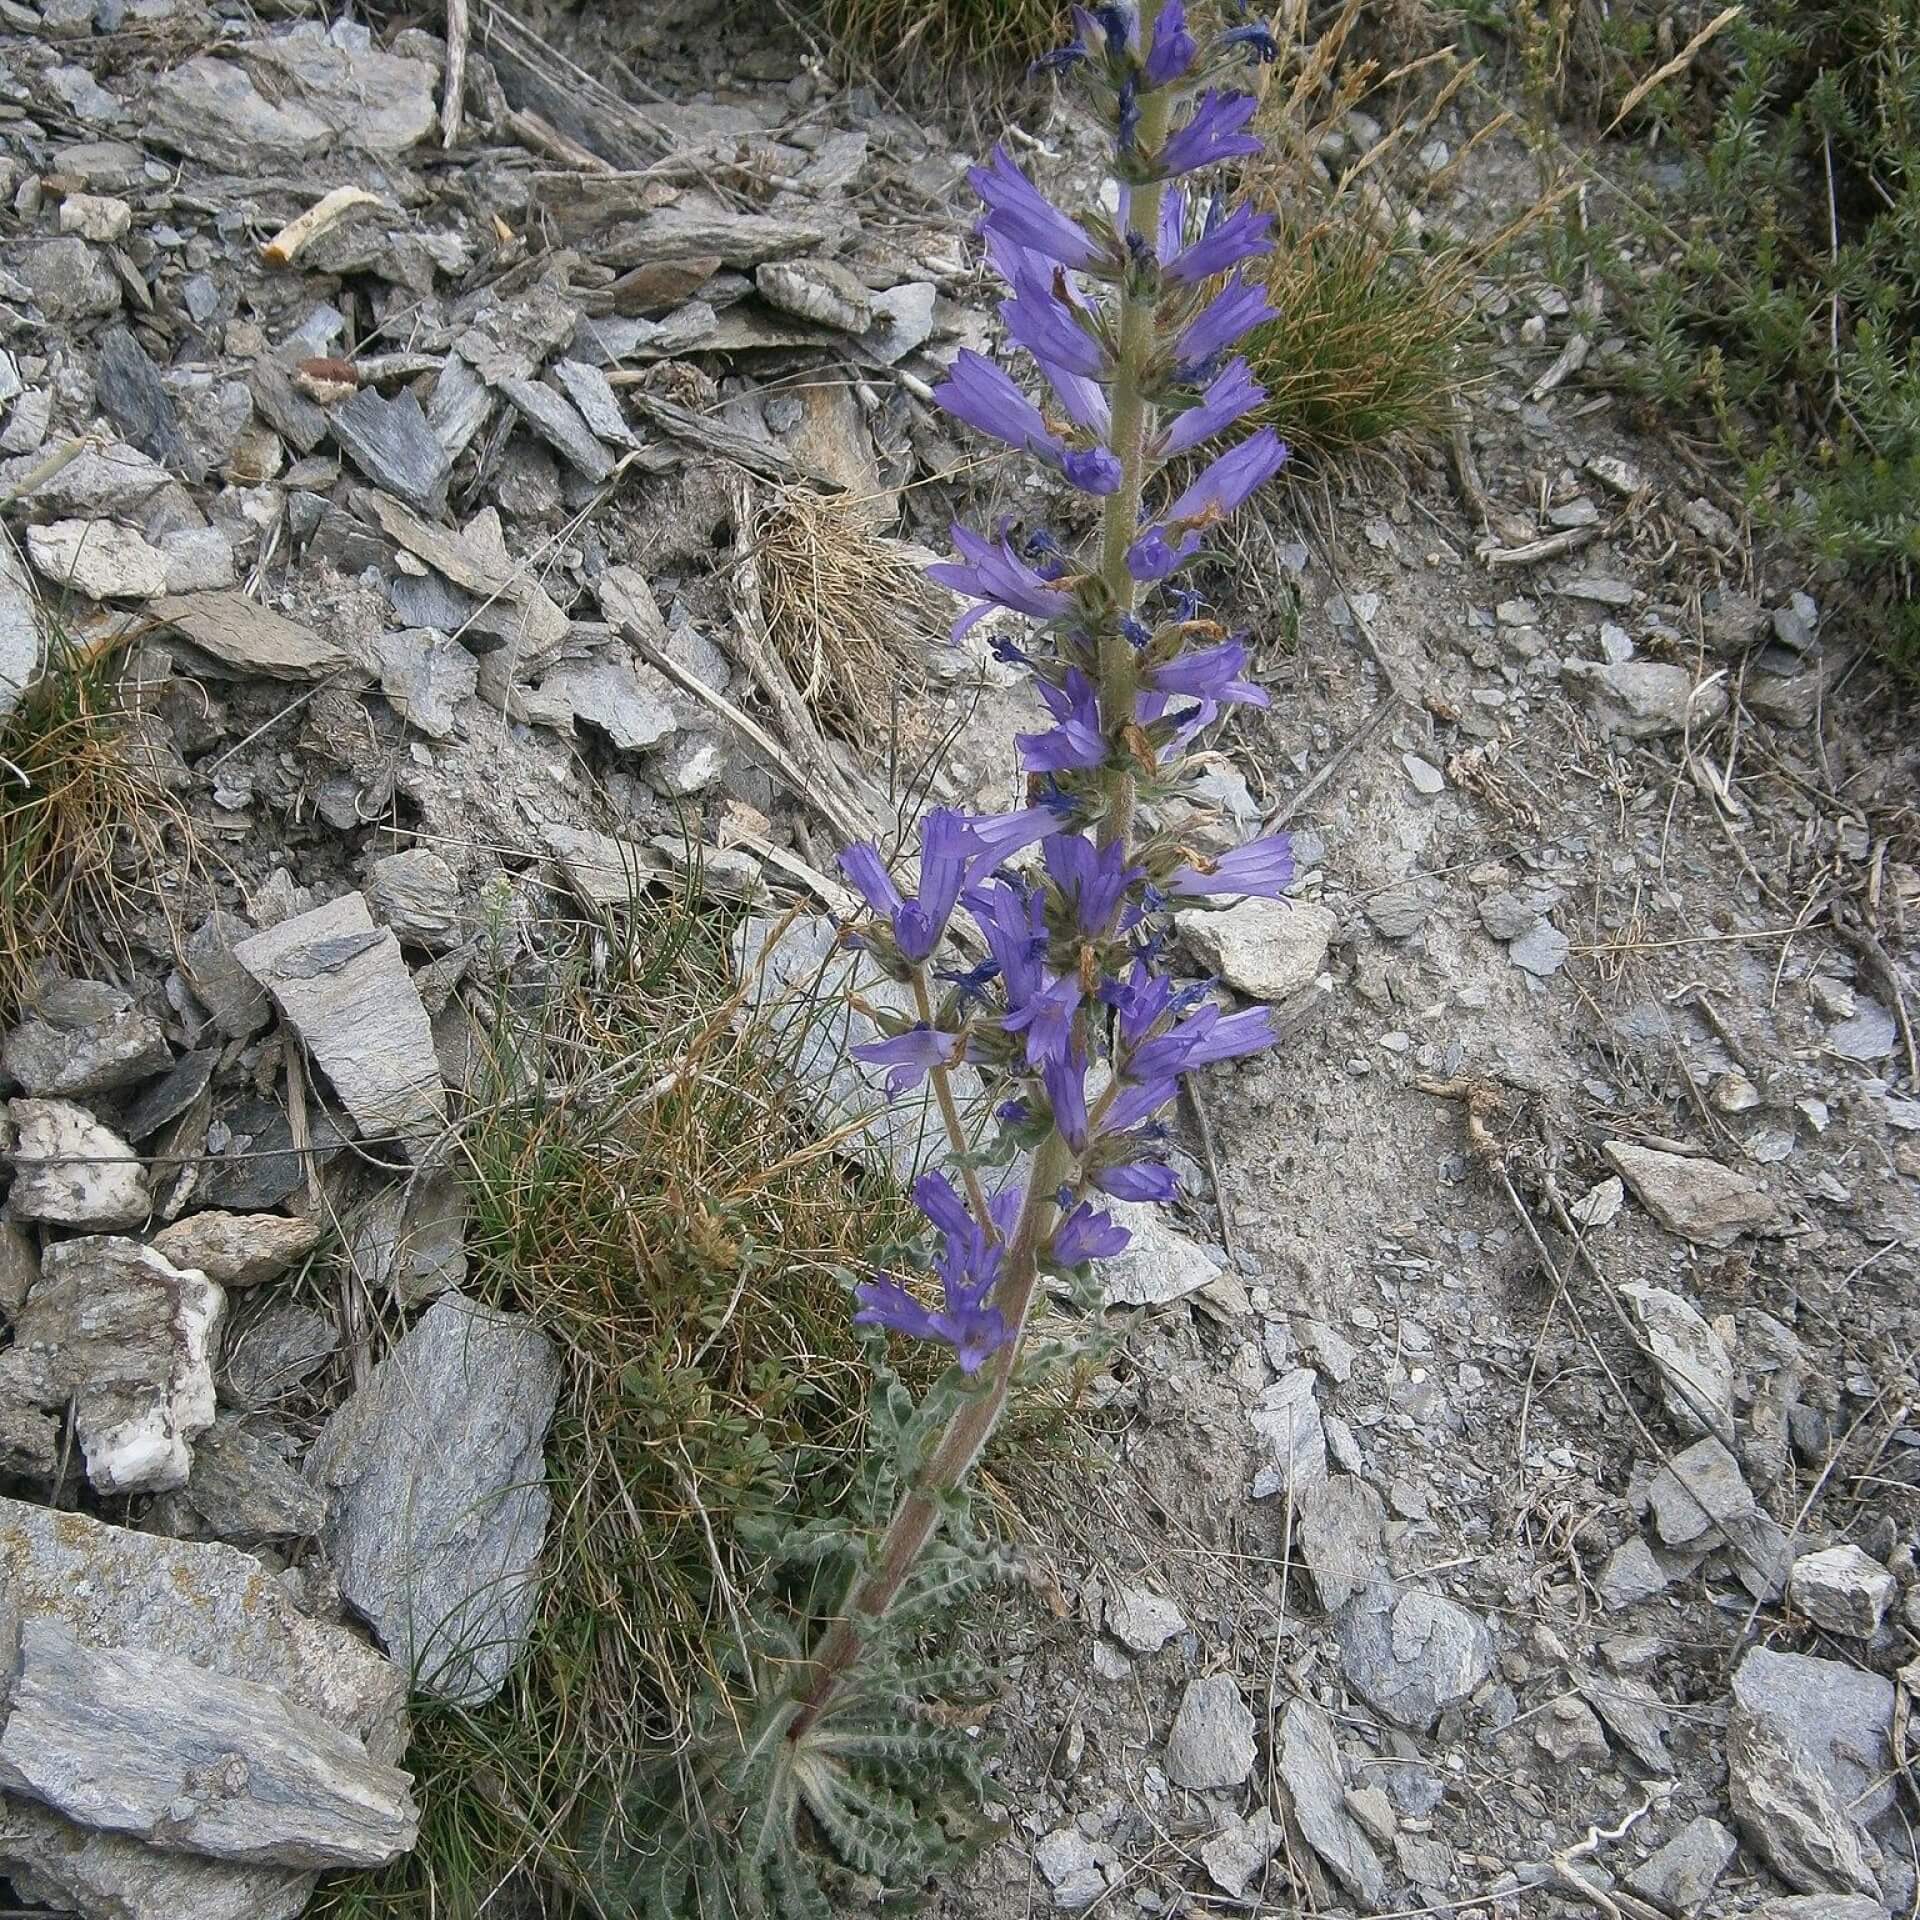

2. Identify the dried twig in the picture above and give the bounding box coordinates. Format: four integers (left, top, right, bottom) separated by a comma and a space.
441, 0, 469, 148
1605, 6, 1742, 132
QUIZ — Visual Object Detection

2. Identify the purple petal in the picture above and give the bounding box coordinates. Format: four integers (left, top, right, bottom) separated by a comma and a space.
1159, 90, 1263, 176
1162, 427, 1290, 528
1004, 267, 1109, 379
1157, 358, 1267, 458
1163, 202, 1274, 284
932, 350, 1060, 460
970, 145, 1104, 272
1174, 275, 1276, 372
1093, 1160, 1180, 1203
839, 842, 905, 918
1171, 832, 1296, 900
1143, 0, 1197, 85
1042, 1051, 1091, 1156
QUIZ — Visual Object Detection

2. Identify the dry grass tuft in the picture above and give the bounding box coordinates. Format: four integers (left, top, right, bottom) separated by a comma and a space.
752, 484, 939, 747
0, 619, 180, 1022
816, 0, 1063, 78
315, 890, 920, 1916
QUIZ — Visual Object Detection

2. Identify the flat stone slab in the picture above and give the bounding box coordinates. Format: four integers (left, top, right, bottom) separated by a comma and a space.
1335, 1581, 1495, 1732
235, 893, 446, 1161
305, 1296, 560, 1704
0, 1619, 418, 1869
1604, 1140, 1787, 1248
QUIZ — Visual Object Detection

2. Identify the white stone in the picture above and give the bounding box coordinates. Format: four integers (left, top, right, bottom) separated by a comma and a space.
1177, 897, 1336, 1001
6, 1097, 150, 1227
1249, 1367, 1327, 1498
1105, 1585, 1186, 1655
1788, 1545, 1897, 1639
1100, 1200, 1221, 1307
27, 518, 169, 599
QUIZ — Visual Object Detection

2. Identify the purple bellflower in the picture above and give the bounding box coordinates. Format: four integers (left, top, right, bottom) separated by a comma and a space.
1163, 200, 1274, 283
1158, 90, 1262, 176
927, 523, 1077, 636
1004, 266, 1111, 380
1048, 1199, 1132, 1266
1143, 0, 1197, 85
853, 1173, 1016, 1374
839, 807, 974, 964
1169, 832, 1296, 900
969, 146, 1105, 273
1173, 274, 1276, 375
851, 1024, 964, 1097
933, 351, 1121, 494
1017, 668, 1107, 774
1156, 358, 1266, 456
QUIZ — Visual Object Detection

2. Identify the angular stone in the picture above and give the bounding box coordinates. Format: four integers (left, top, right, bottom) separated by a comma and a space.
1732, 1647, 1896, 1824
245, 24, 437, 154
19, 237, 120, 321
329, 387, 450, 514
863, 282, 936, 364
219, 1299, 338, 1409
1536, 1693, 1610, 1765
549, 360, 637, 448
1624, 1815, 1738, 1917
1788, 1545, 1897, 1638
3, 981, 171, 1095
369, 627, 476, 739
161, 526, 237, 592
0, 1798, 314, 1920
1176, 897, 1336, 1001
0, 1218, 36, 1318
1509, 921, 1571, 977
499, 378, 615, 482
1730, 1704, 1883, 1899
304, 1297, 560, 1703
1034, 1827, 1105, 1909
756, 258, 873, 332
1165, 1674, 1257, 1790
27, 518, 170, 599
1105, 1585, 1185, 1655
151, 1209, 324, 1288
0, 541, 39, 722
144, 56, 331, 170
367, 849, 462, 950
535, 644, 676, 750
1335, 1582, 1495, 1732
1100, 1200, 1222, 1307
1647, 1436, 1755, 1545
343, 1171, 467, 1308
154, 591, 354, 681
169, 1419, 328, 1541
235, 893, 446, 1160
1297, 1474, 1388, 1611
120, 1047, 217, 1143
1568, 659, 1728, 737
1199, 1809, 1282, 1898
11, 1236, 222, 1494
1599, 1535, 1673, 1609
0, 1619, 417, 1869
544, 822, 665, 910
1573, 1666, 1672, 1773
6, 1097, 150, 1228
1275, 1698, 1385, 1904
1604, 1139, 1786, 1248
734, 913, 993, 1184
1249, 1367, 1328, 1499
1621, 1281, 1736, 1445
1480, 889, 1546, 941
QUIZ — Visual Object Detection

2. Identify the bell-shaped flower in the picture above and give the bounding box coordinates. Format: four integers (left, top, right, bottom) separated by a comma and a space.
928, 523, 1077, 637
1047, 1200, 1132, 1267
1045, 830, 1143, 937
1143, 0, 1197, 85
853, 1173, 1014, 1374
1004, 266, 1111, 381
1169, 831, 1296, 899
1162, 201, 1274, 284
970, 146, 1105, 273
1017, 668, 1107, 774
851, 1023, 964, 1098
932, 351, 1121, 495
1158, 89, 1263, 176
1139, 636, 1269, 709
1173, 275, 1276, 375
1156, 358, 1266, 457
1124, 1002, 1279, 1082
838, 808, 974, 965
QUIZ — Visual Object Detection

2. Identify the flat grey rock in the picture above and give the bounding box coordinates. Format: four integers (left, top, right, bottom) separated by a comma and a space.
1480, 888, 1549, 940
1624, 1814, 1737, 1917
19, 237, 120, 321
1573, 1666, 1672, 1773
1275, 1698, 1384, 1904
154, 591, 355, 681
1829, 1002, 1898, 1062
304, 1296, 560, 1703
1567, 659, 1727, 737
245, 23, 436, 154
1164, 1674, 1256, 1790
1621, 1280, 1736, 1445
1752, 1899, 1892, 1920
1604, 1139, 1786, 1247
1100, 1200, 1222, 1307
1105, 1585, 1185, 1655
733, 912, 992, 1185
756, 258, 872, 331
1647, 1435, 1755, 1545
1598, 1535, 1673, 1609
0, 1619, 416, 1870
329, 387, 450, 513
499, 377, 616, 482
1788, 1545, 1897, 1638
144, 56, 330, 170
6, 1096, 150, 1228
369, 627, 476, 740
27, 518, 169, 599
96, 325, 185, 467
1730, 1702, 1884, 1899
0, 540, 39, 722
1296, 1474, 1388, 1611
1508, 921, 1570, 976
0, 1495, 407, 1919
9, 1235, 221, 1494
535, 644, 676, 750
1248, 1367, 1328, 1499
1731, 1646, 1896, 1824
3, 982, 171, 1096
1176, 897, 1335, 1001
367, 849, 462, 949
235, 893, 446, 1161
1335, 1581, 1494, 1732
173, 1419, 328, 1541
543, 822, 665, 910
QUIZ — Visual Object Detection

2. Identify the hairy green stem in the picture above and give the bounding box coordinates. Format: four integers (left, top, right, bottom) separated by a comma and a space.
789, 23, 1170, 1738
